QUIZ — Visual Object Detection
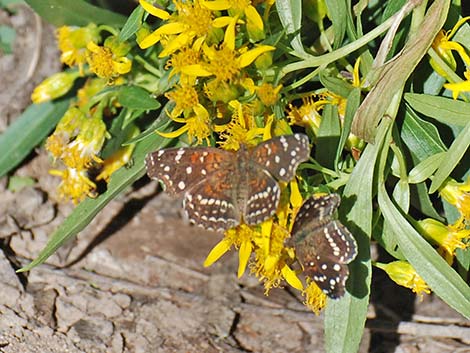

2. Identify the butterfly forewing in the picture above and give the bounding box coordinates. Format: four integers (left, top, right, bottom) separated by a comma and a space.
145, 147, 233, 196
250, 134, 310, 182
290, 194, 358, 298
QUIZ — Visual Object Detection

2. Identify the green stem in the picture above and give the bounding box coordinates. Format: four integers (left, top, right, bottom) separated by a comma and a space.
134, 55, 163, 77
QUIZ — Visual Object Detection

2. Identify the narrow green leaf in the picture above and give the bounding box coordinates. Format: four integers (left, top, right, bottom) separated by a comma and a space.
351, 0, 450, 142
276, 0, 308, 57
0, 100, 70, 178
119, 5, 144, 41
325, 119, 392, 353
410, 182, 443, 220
335, 88, 361, 169
325, 0, 347, 49
378, 184, 470, 319
405, 93, 470, 127
408, 152, 446, 184
24, 0, 126, 27
401, 108, 446, 162
316, 104, 340, 169
118, 86, 161, 110
319, 72, 354, 98
430, 122, 470, 193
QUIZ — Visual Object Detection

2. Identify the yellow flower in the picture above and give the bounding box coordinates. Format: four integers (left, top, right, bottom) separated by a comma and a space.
181, 43, 275, 82
255, 82, 282, 106
303, 279, 327, 315
375, 261, 431, 298
96, 126, 140, 182
45, 107, 86, 159
57, 24, 100, 74
49, 168, 97, 204
443, 69, 470, 99
417, 218, 470, 264
431, 17, 470, 79
158, 104, 212, 145
61, 116, 107, 170
216, 100, 266, 150
202, 0, 266, 41
439, 177, 470, 223
164, 82, 200, 118
31, 71, 80, 104
287, 95, 323, 135
86, 39, 132, 82
139, 0, 223, 57
204, 223, 257, 278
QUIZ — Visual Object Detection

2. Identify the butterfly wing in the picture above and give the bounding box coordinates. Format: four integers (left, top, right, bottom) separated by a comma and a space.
145, 147, 234, 196
183, 168, 241, 232
243, 169, 281, 225
290, 194, 358, 299
249, 134, 310, 182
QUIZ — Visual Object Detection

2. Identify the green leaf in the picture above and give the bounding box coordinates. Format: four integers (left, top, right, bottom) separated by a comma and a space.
275, 0, 308, 58
429, 121, 470, 193
404, 93, 470, 127
410, 182, 443, 220
378, 184, 470, 319
408, 152, 446, 184
316, 104, 340, 169
319, 72, 354, 98
351, 0, 450, 142
119, 5, 144, 41
324, 119, 392, 353
401, 108, 446, 162
335, 88, 361, 169
325, 0, 347, 49
24, 0, 126, 27
18, 130, 169, 272
0, 100, 70, 178
117, 86, 161, 110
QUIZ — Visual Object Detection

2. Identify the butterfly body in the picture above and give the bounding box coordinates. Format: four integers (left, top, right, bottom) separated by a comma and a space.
289, 194, 358, 299
145, 134, 310, 232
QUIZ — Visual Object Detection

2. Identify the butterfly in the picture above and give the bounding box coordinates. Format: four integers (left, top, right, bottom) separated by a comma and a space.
145, 134, 310, 232
288, 194, 357, 298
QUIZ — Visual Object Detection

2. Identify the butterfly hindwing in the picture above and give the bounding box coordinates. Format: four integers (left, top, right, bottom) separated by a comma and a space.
290, 194, 358, 298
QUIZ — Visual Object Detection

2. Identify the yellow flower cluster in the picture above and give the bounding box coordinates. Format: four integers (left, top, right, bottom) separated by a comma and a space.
139, 0, 277, 148
32, 24, 136, 203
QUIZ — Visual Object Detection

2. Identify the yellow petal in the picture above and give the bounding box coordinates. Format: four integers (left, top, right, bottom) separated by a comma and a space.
140, 22, 186, 49
282, 264, 303, 291
156, 124, 189, 138
212, 16, 233, 28
113, 57, 132, 74
238, 45, 276, 68
245, 5, 264, 31
159, 31, 192, 57
139, 0, 170, 20
204, 238, 232, 267
223, 16, 238, 50
264, 254, 278, 272
290, 179, 303, 208
237, 240, 252, 278
181, 64, 213, 77
200, 0, 231, 11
